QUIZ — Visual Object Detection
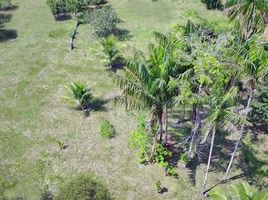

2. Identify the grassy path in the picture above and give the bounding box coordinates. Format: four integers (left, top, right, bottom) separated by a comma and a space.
0, 0, 229, 199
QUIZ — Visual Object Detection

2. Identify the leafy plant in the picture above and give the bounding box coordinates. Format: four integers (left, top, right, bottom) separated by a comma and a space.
57, 141, 65, 150
180, 153, 189, 164
0, 0, 11, 10
86, 7, 121, 37
55, 174, 111, 200
95, 35, 121, 67
99, 120, 115, 138
129, 126, 151, 163
64, 81, 92, 110
210, 181, 268, 200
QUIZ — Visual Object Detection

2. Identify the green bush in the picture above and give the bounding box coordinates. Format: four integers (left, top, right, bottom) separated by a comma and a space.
55, 174, 111, 200
47, 0, 107, 15
47, 0, 67, 15
0, 0, 11, 9
99, 120, 115, 138
86, 7, 121, 37
201, 0, 223, 10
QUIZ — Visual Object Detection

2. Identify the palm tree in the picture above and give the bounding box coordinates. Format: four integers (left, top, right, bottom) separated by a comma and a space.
95, 35, 120, 68
225, 0, 268, 39
223, 35, 268, 180
202, 87, 249, 193
210, 182, 268, 200
113, 32, 181, 159
64, 81, 92, 110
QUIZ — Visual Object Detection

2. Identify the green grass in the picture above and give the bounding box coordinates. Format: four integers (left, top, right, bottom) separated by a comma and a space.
1, 0, 266, 199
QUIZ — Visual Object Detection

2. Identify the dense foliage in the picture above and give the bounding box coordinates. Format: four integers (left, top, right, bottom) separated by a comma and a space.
47, 0, 106, 15
85, 7, 121, 37
55, 174, 111, 200
114, 13, 268, 193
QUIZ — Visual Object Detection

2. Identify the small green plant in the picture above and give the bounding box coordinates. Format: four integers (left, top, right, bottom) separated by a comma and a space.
57, 141, 65, 150
155, 144, 172, 167
64, 81, 92, 110
155, 180, 162, 193
95, 35, 121, 68
129, 128, 151, 163
180, 152, 189, 164
55, 174, 111, 200
99, 120, 115, 138
167, 166, 178, 177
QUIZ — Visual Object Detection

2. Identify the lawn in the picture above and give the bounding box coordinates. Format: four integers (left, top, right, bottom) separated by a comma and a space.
1, 0, 265, 199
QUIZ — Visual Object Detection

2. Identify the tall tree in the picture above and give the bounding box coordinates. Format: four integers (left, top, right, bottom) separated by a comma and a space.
225, 0, 268, 39
223, 35, 268, 180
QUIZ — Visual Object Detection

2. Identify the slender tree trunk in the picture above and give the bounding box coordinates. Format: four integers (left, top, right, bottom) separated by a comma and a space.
223, 89, 253, 180
187, 109, 200, 159
187, 85, 201, 159
164, 106, 168, 145
149, 133, 158, 162
203, 126, 216, 193
159, 111, 164, 143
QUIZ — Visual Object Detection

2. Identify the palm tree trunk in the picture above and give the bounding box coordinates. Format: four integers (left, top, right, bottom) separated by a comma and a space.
187, 85, 201, 159
149, 133, 158, 162
187, 108, 200, 159
164, 106, 168, 145
223, 89, 253, 180
203, 126, 216, 193
159, 111, 164, 143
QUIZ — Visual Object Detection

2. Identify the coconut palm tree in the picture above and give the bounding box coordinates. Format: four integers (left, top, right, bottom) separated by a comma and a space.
113, 32, 182, 158
64, 81, 92, 110
225, 0, 268, 39
95, 35, 121, 68
202, 87, 249, 193
223, 35, 268, 180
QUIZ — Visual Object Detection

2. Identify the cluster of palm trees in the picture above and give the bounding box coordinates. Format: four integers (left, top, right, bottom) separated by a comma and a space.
113, 0, 268, 194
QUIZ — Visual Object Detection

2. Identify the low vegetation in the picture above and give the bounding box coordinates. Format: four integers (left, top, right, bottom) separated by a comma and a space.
64, 81, 92, 110
55, 174, 112, 200
1, 0, 268, 199
99, 120, 115, 138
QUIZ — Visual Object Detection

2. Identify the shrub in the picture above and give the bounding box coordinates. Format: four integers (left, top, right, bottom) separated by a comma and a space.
129, 127, 151, 163
99, 120, 115, 138
64, 81, 92, 110
86, 7, 121, 37
201, 0, 223, 10
0, 0, 11, 10
55, 174, 111, 200
47, 0, 67, 15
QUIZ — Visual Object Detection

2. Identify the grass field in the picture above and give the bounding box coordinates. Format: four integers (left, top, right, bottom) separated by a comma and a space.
1, 0, 266, 199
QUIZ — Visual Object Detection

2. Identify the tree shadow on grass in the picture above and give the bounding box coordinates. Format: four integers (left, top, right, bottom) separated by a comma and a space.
91, 98, 108, 112
0, 4, 18, 11
105, 56, 126, 73
0, 12, 17, 42
0, 29, 17, 42
114, 28, 132, 41
0, 13, 12, 28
